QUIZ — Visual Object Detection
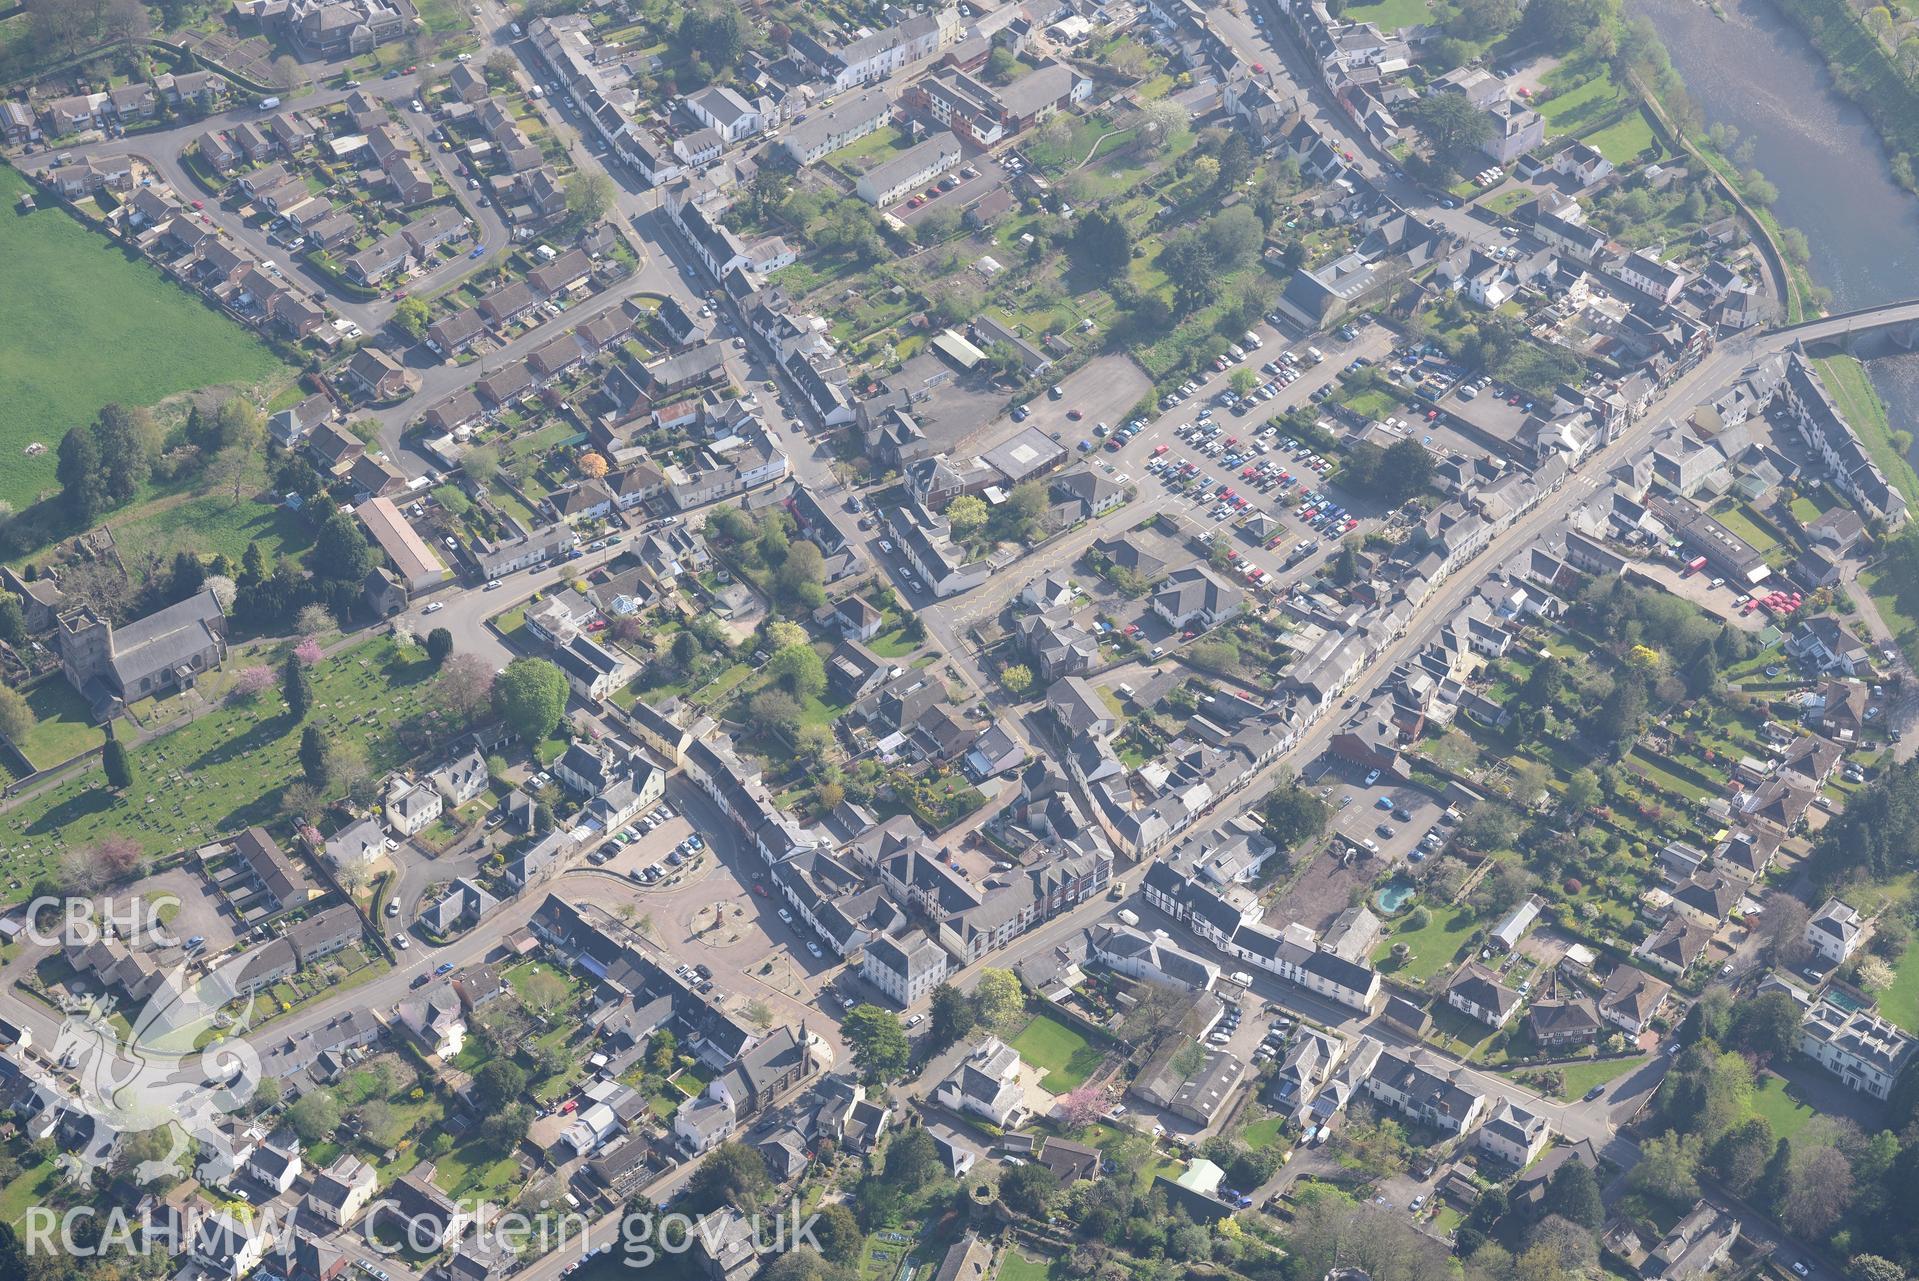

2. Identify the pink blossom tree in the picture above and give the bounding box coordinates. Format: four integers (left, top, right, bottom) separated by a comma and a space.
294, 637, 323, 665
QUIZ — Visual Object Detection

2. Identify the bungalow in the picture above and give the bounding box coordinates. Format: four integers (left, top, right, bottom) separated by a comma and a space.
1152, 565, 1244, 632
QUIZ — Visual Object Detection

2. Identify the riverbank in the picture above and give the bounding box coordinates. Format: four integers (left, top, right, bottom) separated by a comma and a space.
1815, 355, 1919, 509
1767, 0, 1919, 194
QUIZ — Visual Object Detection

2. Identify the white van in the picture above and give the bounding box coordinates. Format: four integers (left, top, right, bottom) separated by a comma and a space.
1243, 330, 1264, 349
1117, 908, 1140, 927
1306, 346, 1325, 364
257, 96, 281, 110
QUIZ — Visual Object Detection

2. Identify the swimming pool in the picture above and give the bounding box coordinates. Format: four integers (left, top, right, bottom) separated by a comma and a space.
1376, 881, 1415, 914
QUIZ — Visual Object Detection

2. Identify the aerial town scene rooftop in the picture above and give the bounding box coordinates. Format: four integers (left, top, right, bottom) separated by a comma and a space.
1, 0, 1918, 1279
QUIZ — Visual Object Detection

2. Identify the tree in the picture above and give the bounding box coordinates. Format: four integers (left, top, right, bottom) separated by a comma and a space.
1848, 1256, 1907, 1281
1189, 639, 1240, 673
492, 658, 569, 742
394, 296, 431, 339
463, 444, 500, 486
0, 685, 34, 746
974, 969, 1026, 1033
0, 593, 25, 648
93, 404, 155, 504
813, 1204, 860, 1263
1761, 892, 1812, 968
1000, 1162, 1061, 1217
776, 541, 827, 610
425, 627, 453, 665
677, 5, 744, 69
1707, 1117, 1776, 1194
293, 724, 327, 790
1542, 1158, 1603, 1230
564, 171, 615, 230
1410, 90, 1494, 156
1781, 1145, 1854, 1238
842, 1005, 910, 1081
946, 494, 989, 536
474, 1061, 528, 1110
310, 510, 372, 586
999, 663, 1034, 696
1058, 1081, 1107, 1130
434, 653, 495, 726
1729, 990, 1801, 1061
1071, 210, 1133, 283
57, 425, 107, 524
1629, 1131, 1701, 1201
1524, 0, 1613, 50
282, 652, 313, 721
749, 689, 803, 738
927, 982, 977, 1052
578, 451, 609, 479
94, 732, 132, 791
884, 1127, 943, 1192
683, 1141, 772, 1214
479, 1102, 532, 1150
286, 1088, 341, 1141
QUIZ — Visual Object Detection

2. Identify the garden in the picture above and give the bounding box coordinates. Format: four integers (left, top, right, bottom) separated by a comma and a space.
1010, 1012, 1104, 1093
0, 635, 440, 896
0, 165, 294, 512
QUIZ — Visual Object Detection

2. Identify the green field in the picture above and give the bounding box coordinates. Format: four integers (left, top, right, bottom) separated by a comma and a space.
1373, 904, 1478, 982
1751, 1070, 1817, 1141
14, 681, 102, 769
0, 164, 291, 511
1583, 109, 1659, 164
1878, 943, 1919, 1032
1548, 1055, 1649, 1099
1535, 60, 1629, 138
996, 1255, 1061, 1281
1010, 1013, 1102, 1093
1341, 0, 1433, 28
1241, 1114, 1286, 1150
117, 489, 318, 568
0, 637, 436, 891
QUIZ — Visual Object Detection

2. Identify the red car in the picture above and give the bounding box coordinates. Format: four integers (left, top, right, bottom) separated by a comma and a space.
190, 199, 204, 209
753, 882, 768, 898
1066, 408, 1083, 421
1123, 623, 1140, 636
1152, 443, 1169, 456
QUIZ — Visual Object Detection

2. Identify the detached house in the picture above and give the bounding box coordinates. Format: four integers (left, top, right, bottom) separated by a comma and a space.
935, 1037, 1029, 1127
1806, 898, 1863, 965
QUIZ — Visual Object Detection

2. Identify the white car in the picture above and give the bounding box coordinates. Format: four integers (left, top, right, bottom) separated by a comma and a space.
423, 601, 445, 614
806, 942, 823, 958
778, 908, 793, 923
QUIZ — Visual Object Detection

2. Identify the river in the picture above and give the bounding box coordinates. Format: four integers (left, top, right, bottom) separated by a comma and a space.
1628, 0, 1919, 441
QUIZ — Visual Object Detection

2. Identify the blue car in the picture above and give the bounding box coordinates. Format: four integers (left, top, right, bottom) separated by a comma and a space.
469, 245, 486, 258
